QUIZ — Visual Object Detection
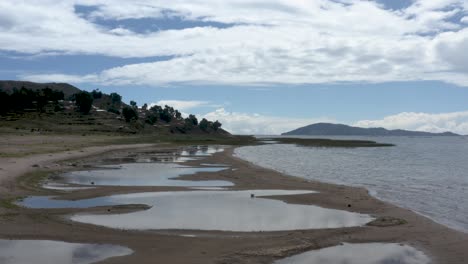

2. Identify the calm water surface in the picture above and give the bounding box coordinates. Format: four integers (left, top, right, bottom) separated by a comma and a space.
64, 163, 233, 187
235, 136, 468, 233
0, 240, 132, 264
69, 190, 373, 231
275, 243, 430, 264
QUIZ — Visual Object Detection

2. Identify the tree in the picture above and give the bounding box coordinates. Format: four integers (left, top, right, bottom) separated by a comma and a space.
0, 91, 9, 114
175, 110, 182, 119
145, 114, 158, 125
187, 114, 198, 125
212, 120, 222, 131
160, 106, 173, 122
74, 92, 94, 114
130, 100, 137, 108
35, 90, 48, 112
122, 106, 138, 122
11, 87, 35, 111
107, 107, 120, 115
110, 92, 122, 105
142, 103, 148, 111
91, 89, 102, 99
199, 118, 210, 131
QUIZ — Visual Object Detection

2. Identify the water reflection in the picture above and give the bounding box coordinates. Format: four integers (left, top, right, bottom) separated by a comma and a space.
180, 145, 225, 156
274, 243, 430, 264
64, 163, 233, 187
0, 239, 132, 264
65, 190, 373, 231
18, 195, 117, 209
42, 182, 95, 191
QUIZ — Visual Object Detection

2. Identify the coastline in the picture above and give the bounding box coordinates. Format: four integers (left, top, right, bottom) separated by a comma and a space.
0, 142, 467, 263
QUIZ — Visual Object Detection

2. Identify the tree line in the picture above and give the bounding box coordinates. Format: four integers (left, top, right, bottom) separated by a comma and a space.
0, 86, 64, 114
0, 86, 222, 133
121, 101, 222, 132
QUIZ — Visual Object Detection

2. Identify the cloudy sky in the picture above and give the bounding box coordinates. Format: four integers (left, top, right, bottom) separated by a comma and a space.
1, 0, 468, 134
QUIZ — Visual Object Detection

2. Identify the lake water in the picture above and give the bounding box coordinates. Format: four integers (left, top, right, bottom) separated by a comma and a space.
235, 136, 468, 233
274, 243, 429, 264
70, 190, 372, 231
0, 239, 132, 264
18, 190, 373, 231
63, 163, 233, 187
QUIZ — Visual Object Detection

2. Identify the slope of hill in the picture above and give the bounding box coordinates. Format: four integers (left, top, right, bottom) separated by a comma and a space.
0, 81, 231, 137
282, 123, 459, 136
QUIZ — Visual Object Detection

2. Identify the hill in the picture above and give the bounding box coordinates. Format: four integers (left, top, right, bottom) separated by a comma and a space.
282, 123, 459, 136
0, 81, 231, 137
0, 80, 80, 98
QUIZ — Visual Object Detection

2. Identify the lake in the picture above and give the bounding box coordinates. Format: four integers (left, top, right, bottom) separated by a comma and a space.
235, 136, 468, 233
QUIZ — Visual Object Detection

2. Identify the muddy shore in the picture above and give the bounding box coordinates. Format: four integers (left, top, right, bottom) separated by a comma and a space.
1, 143, 467, 264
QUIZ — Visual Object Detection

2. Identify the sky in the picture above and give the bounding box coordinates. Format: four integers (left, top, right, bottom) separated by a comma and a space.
1, 0, 468, 134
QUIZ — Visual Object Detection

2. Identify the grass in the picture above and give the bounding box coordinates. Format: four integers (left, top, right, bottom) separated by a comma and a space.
103, 134, 258, 147
0, 197, 22, 209
17, 170, 51, 192
265, 138, 394, 148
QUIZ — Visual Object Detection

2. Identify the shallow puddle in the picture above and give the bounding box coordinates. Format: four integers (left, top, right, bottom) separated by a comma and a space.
42, 182, 95, 191
18, 195, 117, 208
134, 156, 199, 163
274, 243, 430, 264
0, 239, 132, 264
63, 163, 233, 187
63, 190, 373, 231
180, 145, 225, 156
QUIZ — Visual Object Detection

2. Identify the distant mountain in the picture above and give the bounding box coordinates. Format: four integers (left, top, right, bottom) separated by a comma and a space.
282, 123, 460, 136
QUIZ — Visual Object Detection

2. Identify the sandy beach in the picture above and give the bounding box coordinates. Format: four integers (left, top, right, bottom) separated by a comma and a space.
1, 138, 467, 264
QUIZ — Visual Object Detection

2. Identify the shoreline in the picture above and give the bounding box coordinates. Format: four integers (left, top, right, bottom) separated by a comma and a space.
1, 143, 467, 263
232, 147, 468, 235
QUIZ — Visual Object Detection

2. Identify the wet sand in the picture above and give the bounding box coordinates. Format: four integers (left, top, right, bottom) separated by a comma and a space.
1, 143, 467, 263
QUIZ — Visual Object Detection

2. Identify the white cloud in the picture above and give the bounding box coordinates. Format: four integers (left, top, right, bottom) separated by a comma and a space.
149, 100, 211, 111
354, 111, 468, 135
3, 0, 468, 86
201, 108, 335, 135
461, 16, 468, 24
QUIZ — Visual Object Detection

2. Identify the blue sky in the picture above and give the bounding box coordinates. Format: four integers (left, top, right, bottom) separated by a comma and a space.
1, 0, 468, 134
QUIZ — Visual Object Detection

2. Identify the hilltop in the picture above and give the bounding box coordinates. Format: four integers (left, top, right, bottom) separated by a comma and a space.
282, 123, 459, 136
0, 81, 230, 137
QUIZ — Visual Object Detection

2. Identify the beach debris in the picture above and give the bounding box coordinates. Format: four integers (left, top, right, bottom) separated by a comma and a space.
347, 204, 352, 208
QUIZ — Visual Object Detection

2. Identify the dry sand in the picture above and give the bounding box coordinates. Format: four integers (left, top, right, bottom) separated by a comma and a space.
0, 139, 467, 264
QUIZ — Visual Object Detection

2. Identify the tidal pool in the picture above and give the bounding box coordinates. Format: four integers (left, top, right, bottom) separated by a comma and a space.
274, 243, 430, 264
63, 163, 233, 187
0, 239, 132, 264
64, 190, 373, 231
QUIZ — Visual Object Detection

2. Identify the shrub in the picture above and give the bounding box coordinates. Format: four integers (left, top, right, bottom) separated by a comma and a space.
107, 107, 120, 115
122, 106, 138, 122
74, 92, 93, 114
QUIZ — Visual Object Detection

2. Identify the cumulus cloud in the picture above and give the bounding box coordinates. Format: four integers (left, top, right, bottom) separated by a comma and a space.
201, 108, 335, 135
355, 111, 468, 135
3, 0, 468, 86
